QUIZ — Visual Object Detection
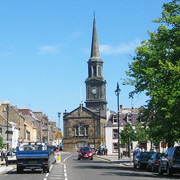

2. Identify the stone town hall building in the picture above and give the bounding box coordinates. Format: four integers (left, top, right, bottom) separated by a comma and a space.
63, 17, 107, 151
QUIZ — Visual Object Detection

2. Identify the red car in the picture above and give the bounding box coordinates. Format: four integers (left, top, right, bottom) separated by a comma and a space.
78, 147, 93, 160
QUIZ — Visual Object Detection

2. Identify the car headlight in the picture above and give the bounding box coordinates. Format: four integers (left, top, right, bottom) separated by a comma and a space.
89, 153, 92, 156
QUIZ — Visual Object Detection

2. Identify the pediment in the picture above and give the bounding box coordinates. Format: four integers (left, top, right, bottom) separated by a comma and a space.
64, 106, 99, 118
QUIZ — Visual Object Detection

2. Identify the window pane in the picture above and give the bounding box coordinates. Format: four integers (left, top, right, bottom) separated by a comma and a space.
113, 129, 118, 138
84, 127, 88, 136
113, 115, 117, 123
113, 143, 118, 152
75, 127, 78, 136
79, 125, 84, 136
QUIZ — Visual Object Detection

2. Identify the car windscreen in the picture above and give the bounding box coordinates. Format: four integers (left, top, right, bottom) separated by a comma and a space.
7, 151, 16, 156
140, 152, 152, 158
82, 147, 91, 152
19, 144, 47, 151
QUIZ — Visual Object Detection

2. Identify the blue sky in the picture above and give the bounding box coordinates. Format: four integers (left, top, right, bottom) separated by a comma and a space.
0, 0, 170, 127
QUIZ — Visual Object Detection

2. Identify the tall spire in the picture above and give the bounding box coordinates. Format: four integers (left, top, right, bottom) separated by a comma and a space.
90, 14, 100, 59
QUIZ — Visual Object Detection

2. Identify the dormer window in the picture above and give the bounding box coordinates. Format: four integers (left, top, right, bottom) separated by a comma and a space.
127, 113, 132, 124
113, 114, 117, 124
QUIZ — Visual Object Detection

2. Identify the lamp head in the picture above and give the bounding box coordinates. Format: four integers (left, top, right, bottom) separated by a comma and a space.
115, 82, 121, 96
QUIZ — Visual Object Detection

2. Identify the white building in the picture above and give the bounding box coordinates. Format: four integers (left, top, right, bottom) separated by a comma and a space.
105, 107, 144, 155
105, 107, 171, 155
9, 122, 19, 149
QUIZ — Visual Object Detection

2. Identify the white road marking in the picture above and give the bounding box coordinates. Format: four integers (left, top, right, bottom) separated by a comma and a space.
49, 164, 53, 171
63, 154, 72, 162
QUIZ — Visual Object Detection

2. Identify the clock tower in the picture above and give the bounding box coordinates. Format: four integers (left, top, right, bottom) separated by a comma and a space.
85, 17, 107, 116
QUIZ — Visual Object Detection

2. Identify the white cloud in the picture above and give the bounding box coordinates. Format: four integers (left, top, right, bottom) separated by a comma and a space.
37, 44, 61, 55
99, 39, 141, 55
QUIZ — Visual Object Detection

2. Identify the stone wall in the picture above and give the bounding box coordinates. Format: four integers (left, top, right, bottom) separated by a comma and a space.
63, 106, 106, 152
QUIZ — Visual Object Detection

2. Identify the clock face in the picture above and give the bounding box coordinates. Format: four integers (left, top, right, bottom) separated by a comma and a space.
92, 88, 97, 95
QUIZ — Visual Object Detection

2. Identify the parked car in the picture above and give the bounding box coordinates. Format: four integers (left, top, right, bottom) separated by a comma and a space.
5, 151, 17, 165
78, 147, 93, 160
159, 146, 180, 176
147, 152, 164, 172
134, 151, 153, 169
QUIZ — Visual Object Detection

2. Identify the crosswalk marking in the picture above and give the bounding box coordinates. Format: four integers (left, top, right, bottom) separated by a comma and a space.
47, 163, 66, 180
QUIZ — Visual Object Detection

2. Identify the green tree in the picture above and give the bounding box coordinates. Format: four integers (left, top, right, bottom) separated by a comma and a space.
124, 0, 180, 147
134, 123, 149, 142
0, 136, 3, 148
120, 123, 135, 145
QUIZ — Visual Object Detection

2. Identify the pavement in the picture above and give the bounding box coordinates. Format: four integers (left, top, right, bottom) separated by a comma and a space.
95, 154, 133, 167
0, 154, 133, 174
0, 159, 16, 174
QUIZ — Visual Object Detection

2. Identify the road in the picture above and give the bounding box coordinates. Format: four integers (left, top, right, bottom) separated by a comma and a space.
0, 152, 180, 180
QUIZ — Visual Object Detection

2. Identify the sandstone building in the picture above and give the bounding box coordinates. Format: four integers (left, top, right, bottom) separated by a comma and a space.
63, 17, 107, 151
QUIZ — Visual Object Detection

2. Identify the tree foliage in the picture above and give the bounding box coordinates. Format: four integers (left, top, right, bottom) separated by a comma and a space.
120, 123, 149, 145
0, 136, 3, 148
120, 123, 135, 145
124, 0, 180, 147
134, 123, 149, 142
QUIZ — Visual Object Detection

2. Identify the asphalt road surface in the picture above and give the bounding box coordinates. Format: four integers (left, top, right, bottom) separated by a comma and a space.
0, 152, 180, 180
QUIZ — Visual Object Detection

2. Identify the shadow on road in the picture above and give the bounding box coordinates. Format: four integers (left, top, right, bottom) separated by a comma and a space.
73, 158, 180, 179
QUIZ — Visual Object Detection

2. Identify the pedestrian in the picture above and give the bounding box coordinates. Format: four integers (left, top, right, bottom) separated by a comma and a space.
56, 148, 59, 153
104, 146, 108, 155
0, 148, 3, 161
2, 147, 7, 160
120, 148, 123, 158
101, 145, 104, 155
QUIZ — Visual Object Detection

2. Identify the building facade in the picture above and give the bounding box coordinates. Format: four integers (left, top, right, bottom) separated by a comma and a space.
63, 17, 107, 151
106, 107, 142, 155
63, 104, 106, 151
0, 101, 60, 149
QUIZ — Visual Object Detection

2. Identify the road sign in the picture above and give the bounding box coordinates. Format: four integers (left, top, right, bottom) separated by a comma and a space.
97, 138, 103, 142
55, 131, 63, 140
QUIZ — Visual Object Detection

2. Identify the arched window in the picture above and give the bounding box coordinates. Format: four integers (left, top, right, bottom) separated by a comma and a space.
93, 65, 96, 76
74, 124, 89, 137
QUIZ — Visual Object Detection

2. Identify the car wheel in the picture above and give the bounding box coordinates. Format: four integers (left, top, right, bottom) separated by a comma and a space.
17, 167, 23, 174
47, 166, 50, 173
78, 158, 80, 160
147, 165, 150, 171
158, 165, 163, 175
138, 163, 142, 169
43, 168, 46, 173
133, 164, 137, 168
151, 165, 154, 172
90, 157, 93, 160
167, 164, 173, 176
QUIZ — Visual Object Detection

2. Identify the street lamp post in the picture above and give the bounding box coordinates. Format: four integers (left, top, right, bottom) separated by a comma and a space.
57, 112, 61, 130
115, 82, 121, 160
6, 104, 9, 150
57, 112, 61, 148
